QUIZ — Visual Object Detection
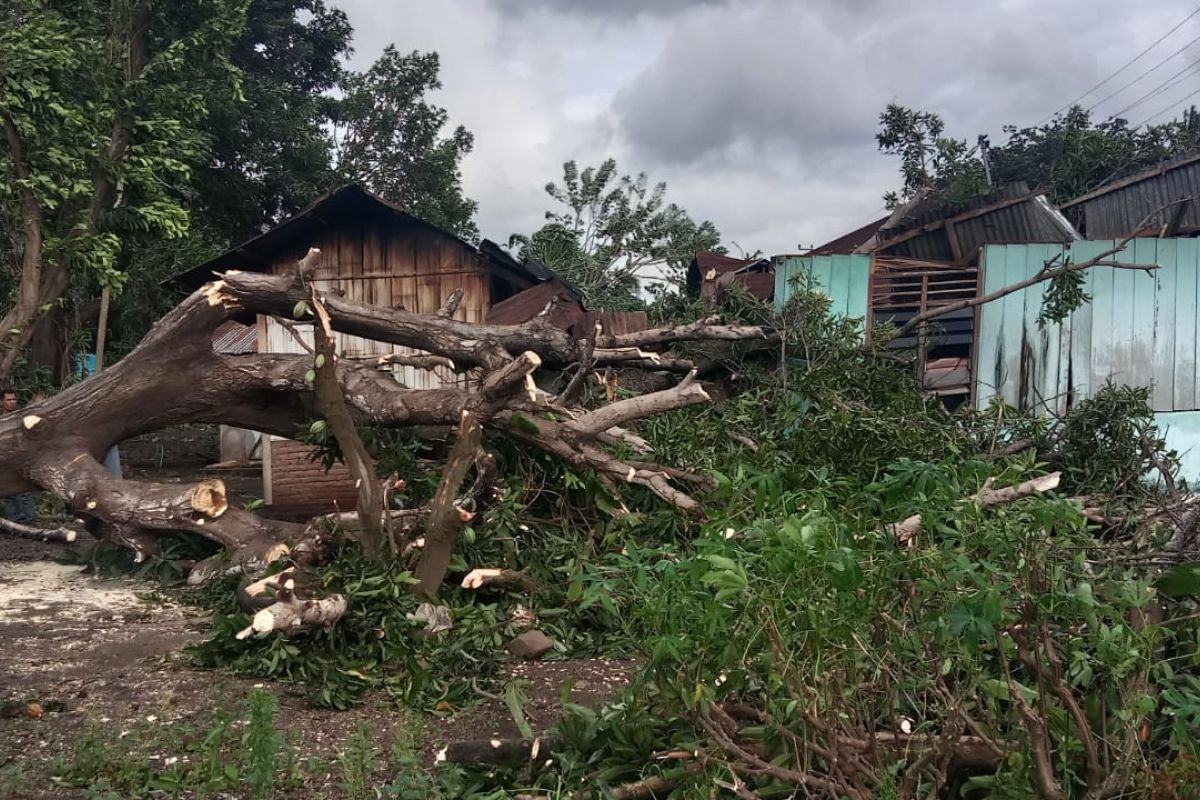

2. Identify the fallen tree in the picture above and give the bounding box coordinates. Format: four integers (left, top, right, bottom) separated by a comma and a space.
0, 249, 765, 601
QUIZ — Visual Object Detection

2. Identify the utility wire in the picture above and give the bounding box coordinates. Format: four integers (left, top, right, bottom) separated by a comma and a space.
1134, 83, 1200, 126
1038, 4, 1200, 124
1088, 31, 1200, 112
1109, 59, 1200, 119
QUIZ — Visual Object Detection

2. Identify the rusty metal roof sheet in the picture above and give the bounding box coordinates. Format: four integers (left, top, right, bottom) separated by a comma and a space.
687, 251, 773, 298
808, 215, 889, 255
485, 279, 585, 327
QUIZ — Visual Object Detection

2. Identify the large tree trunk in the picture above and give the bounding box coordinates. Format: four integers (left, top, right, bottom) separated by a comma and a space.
0, 251, 764, 596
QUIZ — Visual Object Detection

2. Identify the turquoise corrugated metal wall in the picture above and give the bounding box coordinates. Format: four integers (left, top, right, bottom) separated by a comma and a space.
977, 239, 1200, 413
977, 239, 1200, 482
774, 254, 871, 320
1156, 411, 1200, 486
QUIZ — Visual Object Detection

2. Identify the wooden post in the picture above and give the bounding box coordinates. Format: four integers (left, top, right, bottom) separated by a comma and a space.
93, 287, 111, 373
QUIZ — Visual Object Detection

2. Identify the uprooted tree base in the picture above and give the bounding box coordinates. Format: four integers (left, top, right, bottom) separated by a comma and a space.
0, 250, 767, 613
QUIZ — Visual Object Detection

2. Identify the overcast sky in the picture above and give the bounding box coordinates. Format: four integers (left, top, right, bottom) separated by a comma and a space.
332, 0, 1200, 255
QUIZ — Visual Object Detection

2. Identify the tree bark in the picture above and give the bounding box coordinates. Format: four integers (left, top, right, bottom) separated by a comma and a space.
0, 261, 765, 593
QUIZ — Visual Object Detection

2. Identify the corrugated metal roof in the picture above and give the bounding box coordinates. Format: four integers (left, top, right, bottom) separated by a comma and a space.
808, 216, 889, 255
687, 251, 773, 299
211, 320, 258, 354
691, 251, 759, 276
724, 271, 775, 300
485, 279, 585, 327
874, 183, 1078, 262
1061, 155, 1200, 238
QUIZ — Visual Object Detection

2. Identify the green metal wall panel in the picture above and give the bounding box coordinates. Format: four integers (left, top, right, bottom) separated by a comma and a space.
977, 238, 1200, 415
774, 254, 871, 321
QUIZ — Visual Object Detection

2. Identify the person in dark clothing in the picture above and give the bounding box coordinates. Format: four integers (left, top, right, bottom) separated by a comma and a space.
2, 389, 36, 524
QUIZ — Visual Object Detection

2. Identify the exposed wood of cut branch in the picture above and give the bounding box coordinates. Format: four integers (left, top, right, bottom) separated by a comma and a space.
0, 517, 77, 543
414, 410, 485, 599
309, 281, 385, 558
235, 580, 347, 639
883, 201, 1188, 344
346, 352, 456, 372
889, 472, 1061, 546
572, 370, 709, 436
440, 735, 562, 765
461, 567, 534, 592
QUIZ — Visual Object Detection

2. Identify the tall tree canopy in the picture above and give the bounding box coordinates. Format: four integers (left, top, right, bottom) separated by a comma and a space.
1, 2, 482, 377
511, 159, 721, 309
877, 102, 1200, 208
333, 47, 478, 239
875, 103, 987, 209
190, 0, 352, 244
0, 0, 247, 382
105, 0, 354, 357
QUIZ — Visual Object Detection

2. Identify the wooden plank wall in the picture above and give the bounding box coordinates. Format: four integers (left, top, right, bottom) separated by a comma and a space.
976, 239, 1200, 415
259, 220, 490, 391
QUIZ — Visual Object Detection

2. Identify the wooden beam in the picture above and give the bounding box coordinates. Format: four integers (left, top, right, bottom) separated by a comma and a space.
1162, 197, 1192, 237
945, 220, 964, 262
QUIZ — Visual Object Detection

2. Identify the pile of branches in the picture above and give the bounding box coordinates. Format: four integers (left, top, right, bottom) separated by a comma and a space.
0, 248, 767, 626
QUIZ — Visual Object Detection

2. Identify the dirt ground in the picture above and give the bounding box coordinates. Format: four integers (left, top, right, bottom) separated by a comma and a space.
0, 534, 634, 799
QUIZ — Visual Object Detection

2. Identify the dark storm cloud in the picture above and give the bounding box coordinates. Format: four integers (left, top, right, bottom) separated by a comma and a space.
333, 0, 1200, 253
612, 0, 1199, 169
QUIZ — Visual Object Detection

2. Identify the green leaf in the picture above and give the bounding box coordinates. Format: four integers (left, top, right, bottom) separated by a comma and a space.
293, 300, 309, 319
314, 353, 326, 369
1155, 563, 1200, 598
304, 369, 316, 384
504, 680, 534, 739
704, 554, 738, 571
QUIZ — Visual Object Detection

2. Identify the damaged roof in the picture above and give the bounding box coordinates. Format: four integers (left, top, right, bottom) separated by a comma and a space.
807, 215, 890, 256
1059, 150, 1200, 238
855, 182, 1078, 262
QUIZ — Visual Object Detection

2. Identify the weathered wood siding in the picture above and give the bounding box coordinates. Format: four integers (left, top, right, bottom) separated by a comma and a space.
258, 218, 490, 511
258, 219, 489, 390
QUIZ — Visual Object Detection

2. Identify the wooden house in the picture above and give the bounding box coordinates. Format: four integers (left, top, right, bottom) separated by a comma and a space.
778, 183, 1079, 403
175, 185, 573, 514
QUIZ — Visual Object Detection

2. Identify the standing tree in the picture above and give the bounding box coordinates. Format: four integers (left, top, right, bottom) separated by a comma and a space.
511, 159, 721, 309
189, 0, 352, 243
878, 103, 1200, 210
990, 105, 1200, 203
333, 47, 478, 239
106, 0, 354, 357
875, 103, 988, 209
0, 0, 246, 382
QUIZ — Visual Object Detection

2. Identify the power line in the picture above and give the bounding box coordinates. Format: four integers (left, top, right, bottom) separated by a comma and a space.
1088, 31, 1200, 112
1134, 83, 1200, 126
1108, 58, 1200, 119
1038, 4, 1200, 124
